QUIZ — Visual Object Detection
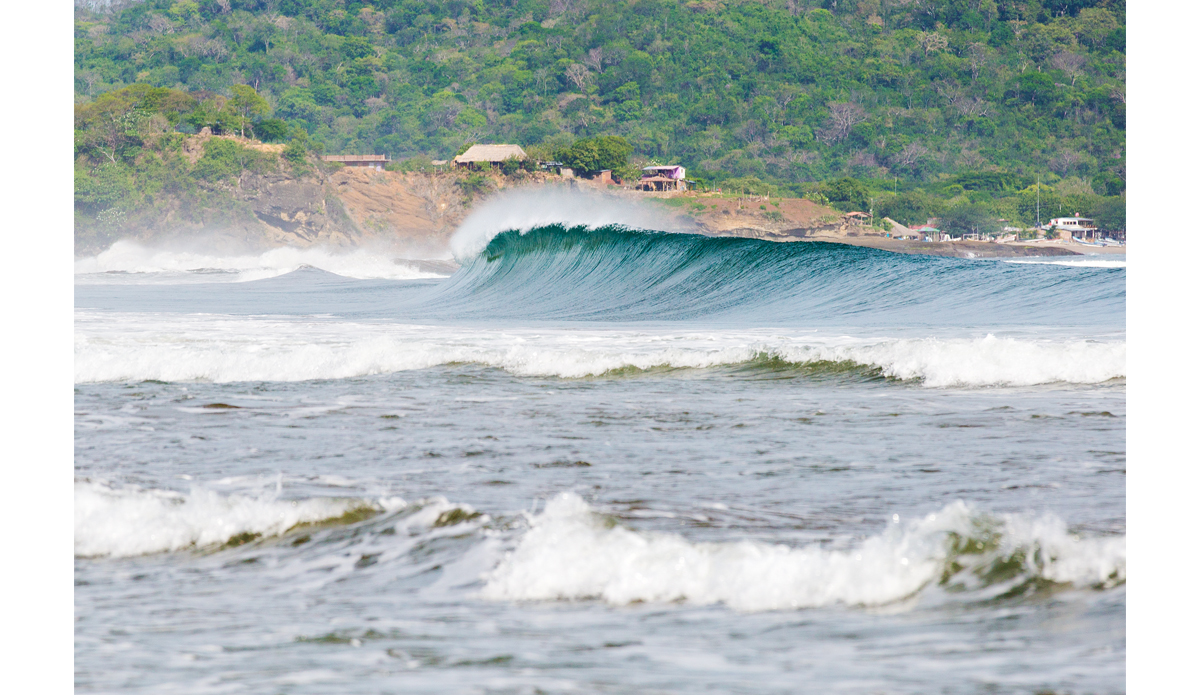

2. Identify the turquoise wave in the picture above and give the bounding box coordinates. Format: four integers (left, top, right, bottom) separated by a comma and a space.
409, 225, 1124, 328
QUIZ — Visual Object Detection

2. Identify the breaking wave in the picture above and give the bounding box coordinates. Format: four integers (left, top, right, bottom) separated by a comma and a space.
74, 239, 451, 284
481, 493, 1125, 611
448, 187, 682, 262
74, 480, 407, 558
73, 313, 1125, 387
76, 482, 1124, 612
427, 225, 1125, 327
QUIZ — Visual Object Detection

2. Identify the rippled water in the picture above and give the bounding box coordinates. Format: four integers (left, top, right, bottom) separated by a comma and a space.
75, 227, 1125, 693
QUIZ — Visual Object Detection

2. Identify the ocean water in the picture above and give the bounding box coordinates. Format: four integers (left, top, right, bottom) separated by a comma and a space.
75, 219, 1125, 693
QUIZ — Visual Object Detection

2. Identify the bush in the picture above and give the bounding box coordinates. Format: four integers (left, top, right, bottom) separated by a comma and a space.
500, 155, 523, 176
193, 138, 272, 181
387, 155, 438, 173
458, 172, 493, 199
192, 139, 245, 182
282, 139, 309, 172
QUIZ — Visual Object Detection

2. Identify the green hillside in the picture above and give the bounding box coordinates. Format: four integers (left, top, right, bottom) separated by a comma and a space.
74, 0, 1125, 231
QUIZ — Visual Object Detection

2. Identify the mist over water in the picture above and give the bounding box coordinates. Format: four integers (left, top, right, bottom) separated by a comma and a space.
75, 239, 454, 284
75, 207, 1125, 693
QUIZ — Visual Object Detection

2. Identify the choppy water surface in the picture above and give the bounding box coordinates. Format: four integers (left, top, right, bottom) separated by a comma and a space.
75, 226, 1125, 693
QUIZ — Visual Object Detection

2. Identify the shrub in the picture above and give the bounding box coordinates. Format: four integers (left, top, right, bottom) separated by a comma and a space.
282, 139, 309, 173
458, 172, 493, 198
500, 155, 522, 176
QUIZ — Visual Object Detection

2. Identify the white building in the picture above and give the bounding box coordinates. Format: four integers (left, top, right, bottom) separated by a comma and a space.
1049, 215, 1098, 234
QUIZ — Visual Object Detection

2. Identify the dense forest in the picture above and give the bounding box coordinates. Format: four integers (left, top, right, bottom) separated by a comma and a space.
74, 0, 1126, 233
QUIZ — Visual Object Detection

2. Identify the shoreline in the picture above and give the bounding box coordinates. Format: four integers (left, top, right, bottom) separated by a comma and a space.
786, 235, 1127, 259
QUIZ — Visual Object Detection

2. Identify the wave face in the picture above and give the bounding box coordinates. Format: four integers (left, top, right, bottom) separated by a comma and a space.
418, 225, 1125, 328
482, 493, 1125, 611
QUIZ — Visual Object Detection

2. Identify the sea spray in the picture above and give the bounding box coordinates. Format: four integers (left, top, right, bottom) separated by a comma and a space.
448, 186, 691, 262
75, 239, 451, 283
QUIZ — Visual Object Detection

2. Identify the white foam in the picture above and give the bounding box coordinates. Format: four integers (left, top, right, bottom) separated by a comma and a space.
449, 187, 683, 262
75, 313, 1125, 387
74, 480, 405, 558
480, 494, 1125, 611
74, 240, 449, 284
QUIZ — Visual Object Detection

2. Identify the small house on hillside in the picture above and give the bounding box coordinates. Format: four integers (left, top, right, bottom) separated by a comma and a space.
453, 144, 528, 167
843, 211, 872, 226
639, 165, 687, 191
321, 154, 390, 170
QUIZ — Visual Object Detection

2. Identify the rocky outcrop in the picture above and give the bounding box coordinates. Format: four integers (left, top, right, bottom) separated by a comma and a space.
239, 173, 356, 247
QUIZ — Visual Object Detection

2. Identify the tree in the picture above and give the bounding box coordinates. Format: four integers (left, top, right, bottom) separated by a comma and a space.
820, 178, 870, 212
817, 102, 867, 144
875, 191, 944, 227
592, 135, 632, 171
1090, 196, 1125, 232
1051, 52, 1088, 86
891, 142, 929, 172
1016, 184, 1062, 226
1012, 72, 1056, 106
564, 63, 591, 92
554, 136, 631, 173
940, 203, 1001, 237
228, 85, 270, 138
916, 31, 949, 57
1075, 8, 1120, 49
256, 118, 290, 143
74, 90, 139, 163
558, 139, 600, 172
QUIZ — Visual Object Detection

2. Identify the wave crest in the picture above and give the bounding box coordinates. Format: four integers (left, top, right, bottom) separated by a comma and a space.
74, 313, 1125, 387
481, 493, 1125, 611
74, 481, 406, 558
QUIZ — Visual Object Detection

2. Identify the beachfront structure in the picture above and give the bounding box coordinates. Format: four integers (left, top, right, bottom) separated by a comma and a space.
320, 154, 390, 170
911, 225, 941, 241
1050, 215, 1099, 239
639, 165, 687, 191
843, 211, 872, 226
453, 144, 528, 167
1049, 215, 1097, 232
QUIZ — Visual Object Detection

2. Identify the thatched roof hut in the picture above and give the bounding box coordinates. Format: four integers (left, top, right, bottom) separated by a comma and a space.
453, 144, 528, 166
